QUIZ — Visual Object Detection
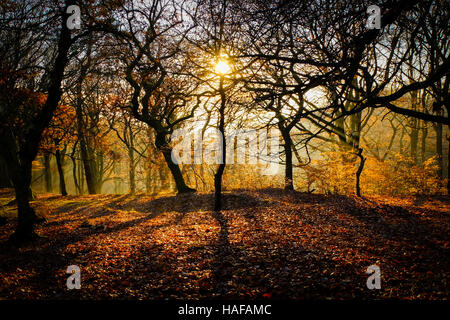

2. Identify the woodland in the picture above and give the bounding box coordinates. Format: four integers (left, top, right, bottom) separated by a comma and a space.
0, 0, 449, 300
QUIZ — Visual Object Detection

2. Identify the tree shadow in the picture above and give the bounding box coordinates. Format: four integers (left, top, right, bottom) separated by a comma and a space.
0, 208, 178, 298
337, 196, 450, 260
256, 188, 340, 205
1, 189, 448, 299
211, 210, 232, 297
412, 194, 449, 207
116, 192, 270, 216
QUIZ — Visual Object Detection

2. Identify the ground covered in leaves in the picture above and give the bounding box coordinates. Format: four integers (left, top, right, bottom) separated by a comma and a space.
0, 188, 449, 300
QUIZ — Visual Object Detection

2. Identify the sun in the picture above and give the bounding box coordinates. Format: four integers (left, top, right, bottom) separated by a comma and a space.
215, 60, 231, 75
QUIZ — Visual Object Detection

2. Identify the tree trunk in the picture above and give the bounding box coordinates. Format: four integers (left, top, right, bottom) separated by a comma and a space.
10, 160, 39, 241
146, 161, 153, 194
145, 131, 155, 193
435, 123, 443, 178
410, 118, 419, 163
214, 80, 227, 212
71, 154, 81, 194
447, 136, 450, 194
75, 36, 96, 194
420, 122, 428, 164
78, 150, 84, 193
128, 148, 136, 194
93, 151, 103, 193
355, 148, 366, 197
161, 147, 194, 194
158, 161, 167, 191
55, 149, 67, 196
0, 156, 12, 188
214, 160, 226, 211
76, 108, 97, 194
409, 88, 419, 163
279, 126, 294, 191
350, 110, 362, 151
155, 132, 195, 194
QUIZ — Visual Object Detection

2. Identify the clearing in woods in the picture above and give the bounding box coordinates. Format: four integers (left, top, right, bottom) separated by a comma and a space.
0, 188, 449, 299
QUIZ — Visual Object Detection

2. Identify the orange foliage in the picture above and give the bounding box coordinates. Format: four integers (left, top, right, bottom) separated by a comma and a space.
40, 104, 77, 152
362, 154, 446, 195
299, 151, 446, 196
0, 68, 77, 153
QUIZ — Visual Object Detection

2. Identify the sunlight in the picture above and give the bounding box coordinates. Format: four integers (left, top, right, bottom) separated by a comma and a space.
215, 60, 231, 75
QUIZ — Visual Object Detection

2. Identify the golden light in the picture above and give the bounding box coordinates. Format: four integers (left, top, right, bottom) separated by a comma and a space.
215, 60, 231, 75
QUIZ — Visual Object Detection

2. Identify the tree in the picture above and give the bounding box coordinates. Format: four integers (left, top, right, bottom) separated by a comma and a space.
105, 94, 149, 194
0, 0, 75, 241
106, 0, 199, 193
40, 104, 77, 196
233, 0, 448, 194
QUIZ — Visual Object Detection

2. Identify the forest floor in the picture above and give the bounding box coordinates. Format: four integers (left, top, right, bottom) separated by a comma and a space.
0, 188, 449, 300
